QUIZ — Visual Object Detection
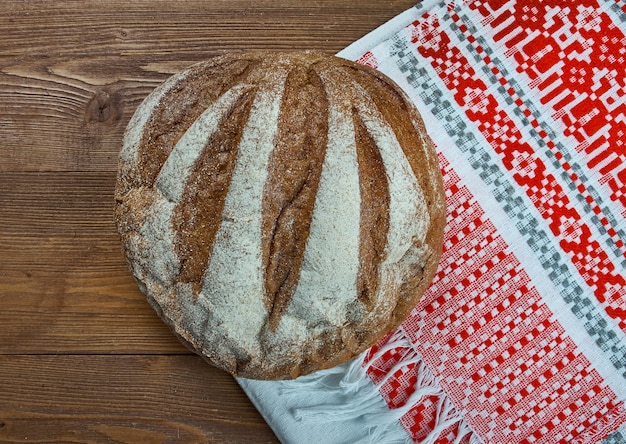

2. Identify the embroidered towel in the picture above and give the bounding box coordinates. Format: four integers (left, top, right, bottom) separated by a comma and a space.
238, 1, 626, 442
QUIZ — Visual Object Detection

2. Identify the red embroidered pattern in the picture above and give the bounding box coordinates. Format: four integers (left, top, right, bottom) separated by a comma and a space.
402, 154, 623, 443
356, 50, 378, 69
362, 152, 625, 442
410, 9, 626, 332
353, 2, 626, 441
402, 396, 470, 444
472, 1, 626, 219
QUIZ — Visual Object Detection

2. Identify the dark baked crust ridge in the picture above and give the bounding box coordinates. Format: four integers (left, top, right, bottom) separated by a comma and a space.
262, 64, 329, 332
115, 51, 446, 380
137, 58, 257, 189
353, 109, 391, 312
342, 60, 446, 333
173, 90, 256, 290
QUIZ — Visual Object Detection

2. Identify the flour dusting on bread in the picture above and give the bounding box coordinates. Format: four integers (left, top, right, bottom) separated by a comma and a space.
115, 51, 446, 379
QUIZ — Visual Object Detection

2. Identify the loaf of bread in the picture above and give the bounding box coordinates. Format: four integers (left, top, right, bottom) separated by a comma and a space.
115, 51, 446, 380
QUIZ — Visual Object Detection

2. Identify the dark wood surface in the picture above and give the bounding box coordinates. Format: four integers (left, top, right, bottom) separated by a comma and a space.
0, 1, 417, 441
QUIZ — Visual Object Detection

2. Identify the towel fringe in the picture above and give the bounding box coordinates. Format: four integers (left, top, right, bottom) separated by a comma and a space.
278, 352, 384, 422
275, 329, 482, 443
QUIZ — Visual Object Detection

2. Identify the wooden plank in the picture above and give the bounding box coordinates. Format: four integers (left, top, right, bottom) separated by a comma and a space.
0, 0, 417, 172
0, 355, 278, 443
0, 1, 414, 56
0, 171, 188, 354
0, 171, 124, 270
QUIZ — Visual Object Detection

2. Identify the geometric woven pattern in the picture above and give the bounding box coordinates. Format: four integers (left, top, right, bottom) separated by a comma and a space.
354, 1, 626, 442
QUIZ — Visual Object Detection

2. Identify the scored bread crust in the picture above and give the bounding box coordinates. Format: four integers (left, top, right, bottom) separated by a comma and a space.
115, 51, 446, 380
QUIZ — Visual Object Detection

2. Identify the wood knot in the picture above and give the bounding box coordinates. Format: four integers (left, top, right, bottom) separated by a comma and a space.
85, 90, 121, 124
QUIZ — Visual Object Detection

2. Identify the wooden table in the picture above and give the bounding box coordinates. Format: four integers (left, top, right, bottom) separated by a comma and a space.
0, 1, 418, 442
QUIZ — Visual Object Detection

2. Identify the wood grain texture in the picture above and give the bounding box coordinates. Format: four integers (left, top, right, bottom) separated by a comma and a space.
0, 0, 418, 440
0, 172, 187, 355
0, 355, 276, 443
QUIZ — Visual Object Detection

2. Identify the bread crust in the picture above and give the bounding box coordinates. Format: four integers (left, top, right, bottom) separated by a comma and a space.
115, 51, 446, 380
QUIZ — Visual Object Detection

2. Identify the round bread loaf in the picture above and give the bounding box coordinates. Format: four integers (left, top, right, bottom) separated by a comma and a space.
115, 51, 446, 380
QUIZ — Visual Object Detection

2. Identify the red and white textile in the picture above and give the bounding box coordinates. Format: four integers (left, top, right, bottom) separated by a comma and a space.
239, 1, 626, 442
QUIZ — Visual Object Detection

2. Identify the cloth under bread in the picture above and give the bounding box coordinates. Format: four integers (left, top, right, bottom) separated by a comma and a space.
238, 1, 626, 442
